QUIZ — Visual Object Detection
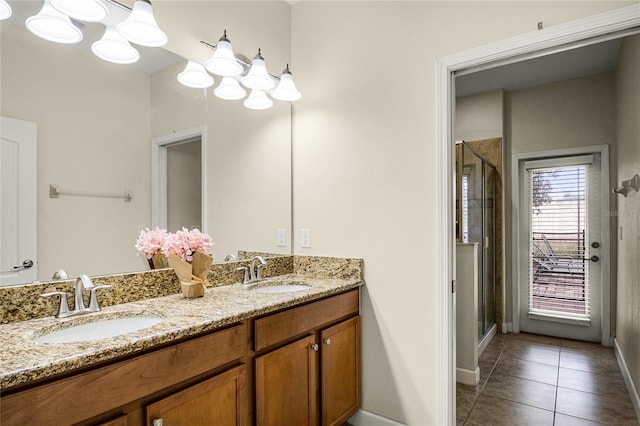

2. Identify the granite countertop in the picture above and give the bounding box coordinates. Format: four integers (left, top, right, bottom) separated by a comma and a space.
0, 274, 362, 391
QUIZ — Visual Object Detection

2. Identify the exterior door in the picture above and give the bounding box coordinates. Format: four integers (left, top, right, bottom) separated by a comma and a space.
1, 116, 37, 285
518, 153, 603, 342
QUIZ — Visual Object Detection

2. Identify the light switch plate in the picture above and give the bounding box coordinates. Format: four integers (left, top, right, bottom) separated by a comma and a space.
301, 228, 311, 248
277, 229, 287, 247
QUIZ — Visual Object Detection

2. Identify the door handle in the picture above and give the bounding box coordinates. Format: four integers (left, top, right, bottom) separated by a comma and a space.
13, 259, 34, 271
585, 255, 599, 262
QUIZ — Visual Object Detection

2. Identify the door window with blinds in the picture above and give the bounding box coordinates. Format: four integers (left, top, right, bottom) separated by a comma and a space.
522, 154, 601, 328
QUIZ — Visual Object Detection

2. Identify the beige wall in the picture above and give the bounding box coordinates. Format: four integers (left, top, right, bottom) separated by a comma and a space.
290, 2, 631, 423
615, 34, 640, 406
167, 140, 202, 231
1, 24, 151, 280
456, 90, 504, 142
504, 72, 617, 328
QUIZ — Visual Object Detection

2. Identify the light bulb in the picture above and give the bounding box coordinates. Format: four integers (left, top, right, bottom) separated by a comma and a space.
50, 0, 108, 22
117, 0, 167, 47
270, 65, 302, 102
177, 61, 214, 89
92, 26, 140, 64
214, 77, 246, 100
26, 0, 83, 44
243, 90, 273, 110
0, 0, 12, 21
204, 30, 243, 77
241, 49, 275, 91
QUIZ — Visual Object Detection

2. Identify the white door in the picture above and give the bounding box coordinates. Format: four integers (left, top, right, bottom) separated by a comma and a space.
1, 116, 37, 285
518, 153, 603, 342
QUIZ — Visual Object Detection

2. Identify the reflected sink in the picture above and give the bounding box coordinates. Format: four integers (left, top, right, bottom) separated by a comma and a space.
251, 284, 311, 294
33, 316, 164, 344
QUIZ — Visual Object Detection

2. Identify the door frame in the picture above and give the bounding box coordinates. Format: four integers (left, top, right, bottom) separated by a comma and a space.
435, 5, 639, 425
511, 145, 610, 343
151, 126, 207, 232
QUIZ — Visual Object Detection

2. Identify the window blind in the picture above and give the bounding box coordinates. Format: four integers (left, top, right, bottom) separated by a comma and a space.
528, 165, 590, 320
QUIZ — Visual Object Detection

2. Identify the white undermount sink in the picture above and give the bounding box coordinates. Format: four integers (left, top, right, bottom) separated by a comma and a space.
250, 283, 311, 294
33, 316, 164, 344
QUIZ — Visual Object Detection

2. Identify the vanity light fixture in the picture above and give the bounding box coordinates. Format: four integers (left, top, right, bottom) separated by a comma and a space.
613, 173, 640, 197
26, 0, 83, 44
214, 76, 247, 100
204, 30, 244, 77
117, 0, 167, 47
0, 0, 12, 21
242, 49, 276, 91
50, 0, 109, 22
92, 26, 140, 64
243, 90, 273, 110
270, 64, 302, 102
177, 61, 215, 89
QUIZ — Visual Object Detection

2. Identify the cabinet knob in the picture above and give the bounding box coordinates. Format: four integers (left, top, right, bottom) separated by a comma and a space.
311, 343, 319, 351
324, 338, 331, 345
153, 419, 164, 426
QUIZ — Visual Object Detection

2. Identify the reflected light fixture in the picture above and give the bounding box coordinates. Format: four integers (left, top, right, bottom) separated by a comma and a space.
214, 76, 247, 100
117, 0, 167, 47
92, 26, 140, 64
26, 0, 83, 44
242, 49, 276, 91
177, 61, 214, 89
0, 0, 12, 21
270, 64, 302, 102
50, 0, 108, 22
243, 90, 273, 110
204, 30, 244, 77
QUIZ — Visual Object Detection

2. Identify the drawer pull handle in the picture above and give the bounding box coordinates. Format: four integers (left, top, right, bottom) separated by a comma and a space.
153, 419, 164, 426
324, 338, 331, 345
311, 343, 319, 351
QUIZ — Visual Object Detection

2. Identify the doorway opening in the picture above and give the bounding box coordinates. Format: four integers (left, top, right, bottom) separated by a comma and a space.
151, 126, 207, 233
435, 6, 639, 425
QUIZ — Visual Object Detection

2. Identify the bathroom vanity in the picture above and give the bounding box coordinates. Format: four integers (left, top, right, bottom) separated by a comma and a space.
0, 262, 362, 426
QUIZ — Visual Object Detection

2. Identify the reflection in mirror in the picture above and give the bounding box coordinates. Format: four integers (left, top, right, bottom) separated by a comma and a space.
0, 1, 292, 286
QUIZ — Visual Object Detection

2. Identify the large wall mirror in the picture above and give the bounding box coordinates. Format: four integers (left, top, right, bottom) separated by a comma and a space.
1, 1, 292, 286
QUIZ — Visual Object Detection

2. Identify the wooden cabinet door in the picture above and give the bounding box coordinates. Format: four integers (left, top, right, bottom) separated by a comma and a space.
320, 316, 360, 426
255, 335, 318, 426
145, 366, 246, 426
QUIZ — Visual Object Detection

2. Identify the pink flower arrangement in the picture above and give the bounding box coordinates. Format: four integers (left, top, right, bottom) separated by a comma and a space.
136, 227, 213, 262
135, 227, 169, 259
162, 227, 213, 262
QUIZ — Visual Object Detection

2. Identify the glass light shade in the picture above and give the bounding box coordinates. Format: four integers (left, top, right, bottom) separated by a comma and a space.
214, 77, 246, 100
204, 39, 243, 77
26, 0, 83, 44
117, 0, 167, 47
243, 90, 273, 110
92, 26, 140, 64
50, 0, 108, 22
0, 0, 12, 21
241, 51, 275, 91
270, 67, 302, 102
177, 61, 214, 89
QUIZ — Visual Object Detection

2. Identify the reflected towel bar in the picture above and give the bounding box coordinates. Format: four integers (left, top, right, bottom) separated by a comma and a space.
49, 184, 132, 202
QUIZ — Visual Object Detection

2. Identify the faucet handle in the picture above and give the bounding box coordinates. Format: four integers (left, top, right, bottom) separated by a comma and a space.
87, 285, 112, 312
41, 291, 71, 318
235, 266, 250, 284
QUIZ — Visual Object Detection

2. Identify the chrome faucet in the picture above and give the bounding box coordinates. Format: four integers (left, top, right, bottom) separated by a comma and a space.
41, 274, 111, 318
236, 256, 268, 285
249, 256, 267, 282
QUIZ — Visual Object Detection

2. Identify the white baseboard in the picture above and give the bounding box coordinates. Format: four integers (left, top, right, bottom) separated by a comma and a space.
456, 367, 480, 386
502, 322, 512, 333
348, 409, 406, 426
614, 338, 640, 423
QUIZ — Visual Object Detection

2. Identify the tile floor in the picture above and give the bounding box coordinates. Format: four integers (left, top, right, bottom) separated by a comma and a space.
457, 332, 639, 425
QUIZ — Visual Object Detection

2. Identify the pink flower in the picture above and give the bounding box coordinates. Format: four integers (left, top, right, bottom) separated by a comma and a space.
135, 227, 169, 259
161, 227, 213, 262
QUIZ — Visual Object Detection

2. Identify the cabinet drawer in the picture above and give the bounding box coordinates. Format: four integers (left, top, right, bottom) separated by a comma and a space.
254, 290, 358, 352
1, 323, 247, 426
